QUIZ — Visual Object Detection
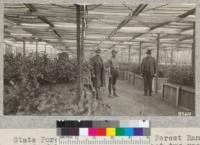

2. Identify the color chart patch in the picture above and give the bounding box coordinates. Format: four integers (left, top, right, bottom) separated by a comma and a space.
57, 120, 150, 136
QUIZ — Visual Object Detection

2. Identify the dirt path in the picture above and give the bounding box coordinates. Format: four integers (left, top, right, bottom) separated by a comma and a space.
95, 80, 181, 116
6, 79, 181, 116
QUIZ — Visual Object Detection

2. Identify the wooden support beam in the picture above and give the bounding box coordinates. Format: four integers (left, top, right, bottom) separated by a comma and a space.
81, 15, 85, 60
36, 40, 38, 61
170, 49, 173, 64
155, 33, 160, 94
44, 44, 46, 55
76, 4, 82, 103
21, 28, 61, 48
23, 39, 26, 57
179, 35, 193, 41
123, 8, 196, 48
178, 8, 195, 18
24, 4, 65, 47
4, 16, 21, 25
128, 45, 131, 63
150, 9, 195, 31
37, 16, 61, 38
96, 4, 148, 48
120, 49, 123, 62
15, 47, 17, 56
164, 50, 167, 65
192, 22, 195, 84
24, 4, 37, 12
139, 41, 142, 65
131, 9, 195, 41
181, 26, 193, 32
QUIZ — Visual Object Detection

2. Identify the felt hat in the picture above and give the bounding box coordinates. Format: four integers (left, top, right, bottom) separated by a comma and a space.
112, 49, 117, 54
95, 48, 101, 53
146, 49, 152, 54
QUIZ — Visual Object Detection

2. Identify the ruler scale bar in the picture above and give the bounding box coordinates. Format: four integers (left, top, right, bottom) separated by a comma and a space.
57, 137, 150, 145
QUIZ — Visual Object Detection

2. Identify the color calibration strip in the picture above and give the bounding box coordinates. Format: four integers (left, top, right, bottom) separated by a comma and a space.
57, 120, 150, 136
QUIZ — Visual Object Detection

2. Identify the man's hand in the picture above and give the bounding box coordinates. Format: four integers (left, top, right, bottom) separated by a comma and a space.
91, 73, 95, 78
109, 75, 113, 83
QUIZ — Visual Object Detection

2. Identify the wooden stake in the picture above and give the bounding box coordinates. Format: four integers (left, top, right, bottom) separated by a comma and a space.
76, 4, 82, 102
171, 49, 173, 65
192, 22, 195, 85
155, 33, 160, 94
81, 15, 85, 60
15, 47, 17, 56
36, 41, 38, 61
121, 49, 123, 62
23, 39, 26, 57
164, 50, 167, 65
128, 45, 131, 63
139, 41, 142, 65
44, 44, 46, 55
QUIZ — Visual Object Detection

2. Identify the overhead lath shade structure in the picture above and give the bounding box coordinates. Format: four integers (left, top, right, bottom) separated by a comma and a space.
4, 3, 196, 100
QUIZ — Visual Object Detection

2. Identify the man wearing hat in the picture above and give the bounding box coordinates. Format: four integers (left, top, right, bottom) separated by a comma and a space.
90, 48, 105, 100
141, 49, 156, 96
108, 49, 120, 97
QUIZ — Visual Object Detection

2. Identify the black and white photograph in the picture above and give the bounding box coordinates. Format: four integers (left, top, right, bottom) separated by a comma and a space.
3, 3, 196, 116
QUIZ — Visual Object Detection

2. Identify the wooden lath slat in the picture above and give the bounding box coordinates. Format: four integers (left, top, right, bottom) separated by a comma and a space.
4, 3, 195, 53
96, 4, 148, 49
109, 7, 195, 50
24, 4, 69, 49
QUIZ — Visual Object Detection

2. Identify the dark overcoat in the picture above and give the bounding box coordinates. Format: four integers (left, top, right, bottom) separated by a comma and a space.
141, 56, 156, 76
90, 55, 105, 88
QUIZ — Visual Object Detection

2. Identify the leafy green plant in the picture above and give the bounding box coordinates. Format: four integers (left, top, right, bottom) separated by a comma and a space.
4, 54, 92, 115
157, 64, 171, 77
119, 63, 140, 74
167, 65, 194, 87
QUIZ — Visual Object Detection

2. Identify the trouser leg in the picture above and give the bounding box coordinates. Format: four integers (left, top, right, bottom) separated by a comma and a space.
146, 74, 153, 96
143, 75, 148, 95
108, 77, 112, 96
96, 87, 100, 99
149, 76, 153, 95
112, 76, 115, 95
112, 71, 118, 96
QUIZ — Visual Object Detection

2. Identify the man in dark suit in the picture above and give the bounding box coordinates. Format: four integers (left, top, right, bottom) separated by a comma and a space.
90, 48, 105, 99
141, 49, 156, 96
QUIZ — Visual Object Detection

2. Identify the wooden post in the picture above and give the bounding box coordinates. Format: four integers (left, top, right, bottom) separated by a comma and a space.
155, 33, 160, 94
51, 47, 53, 58
36, 41, 38, 61
81, 14, 85, 60
139, 41, 142, 65
76, 4, 82, 102
44, 44, 46, 55
164, 50, 167, 65
128, 45, 131, 63
139, 41, 142, 73
15, 47, 17, 55
170, 49, 173, 65
23, 39, 26, 57
43, 44, 47, 65
192, 22, 195, 85
121, 49, 123, 62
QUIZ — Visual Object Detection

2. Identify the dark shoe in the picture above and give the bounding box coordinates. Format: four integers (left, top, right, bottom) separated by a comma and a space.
113, 93, 119, 97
